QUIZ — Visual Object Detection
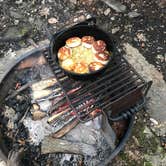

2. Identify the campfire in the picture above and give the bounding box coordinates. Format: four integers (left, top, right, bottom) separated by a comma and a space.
0, 42, 151, 165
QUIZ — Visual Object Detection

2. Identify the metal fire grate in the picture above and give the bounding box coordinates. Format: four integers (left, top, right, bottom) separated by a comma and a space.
43, 48, 151, 122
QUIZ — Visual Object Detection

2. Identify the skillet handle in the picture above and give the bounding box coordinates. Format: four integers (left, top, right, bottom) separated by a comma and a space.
73, 17, 97, 27
50, 17, 97, 40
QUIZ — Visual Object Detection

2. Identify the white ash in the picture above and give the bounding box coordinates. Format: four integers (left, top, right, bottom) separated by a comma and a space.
64, 116, 103, 145
23, 114, 116, 155
23, 116, 103, 145
37, 100, 52, 113
23, 117, 55, 145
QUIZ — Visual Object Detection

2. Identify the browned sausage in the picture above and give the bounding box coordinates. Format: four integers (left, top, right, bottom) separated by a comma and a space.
92, 40, 106, 53
81, 36, 95, 48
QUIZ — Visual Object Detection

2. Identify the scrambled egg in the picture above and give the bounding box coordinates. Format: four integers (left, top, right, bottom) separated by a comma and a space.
72, 45, 94, 64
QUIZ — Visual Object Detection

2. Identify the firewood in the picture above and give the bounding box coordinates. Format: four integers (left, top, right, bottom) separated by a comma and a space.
17, 56, 46, 70
41, 137, 97, 156
47, 110, 68, 124
31, 78, 57, 91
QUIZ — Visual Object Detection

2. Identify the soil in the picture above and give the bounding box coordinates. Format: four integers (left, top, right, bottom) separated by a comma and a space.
0, 0, 165, 165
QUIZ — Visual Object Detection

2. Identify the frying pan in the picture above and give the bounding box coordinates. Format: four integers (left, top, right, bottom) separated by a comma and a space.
49, 18, 115, 79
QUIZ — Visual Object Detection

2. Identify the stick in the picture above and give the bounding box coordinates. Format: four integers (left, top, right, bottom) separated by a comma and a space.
52, 119, 79, 138
47, 110, 68, 124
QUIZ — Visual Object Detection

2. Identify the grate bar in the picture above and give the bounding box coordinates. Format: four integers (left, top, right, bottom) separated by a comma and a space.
69, 66, 132, 100
70, 71, 140, 103
72, 78, 142, 112
44, 49, 146, 121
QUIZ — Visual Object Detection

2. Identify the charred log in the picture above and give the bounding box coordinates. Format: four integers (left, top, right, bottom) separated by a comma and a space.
41, 137, 97, 156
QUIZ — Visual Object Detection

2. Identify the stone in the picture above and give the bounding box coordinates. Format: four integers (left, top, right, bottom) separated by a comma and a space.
111, 27, 120, 34
104, 8, 111, 16
123, 43, 166, 136
28, 17, 35, 24
15, 0, 23, 4
150, 118, 159, 125
110, 16, 115, 20
1, 26, 30, 41
128, 11, 141, 18
157, 54, 164, 62
48, 17, 58, 24
100, 0, 126, 13
73, 15, 86, 22
79, 0, 94, 5
86, 14, 92, 19
0, 160, 7, 166
158, 0, 166, 8
69, 0, 77, 4
14, 19, 19, 25
136, 33, 147, 42
9, 10, 22, 19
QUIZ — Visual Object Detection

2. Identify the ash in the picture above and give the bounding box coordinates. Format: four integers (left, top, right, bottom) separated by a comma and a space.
23, 117, 55, 145
24, 115, 116, 165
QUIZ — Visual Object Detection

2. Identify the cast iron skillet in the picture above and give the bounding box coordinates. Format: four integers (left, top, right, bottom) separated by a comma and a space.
49, 18, 115, 79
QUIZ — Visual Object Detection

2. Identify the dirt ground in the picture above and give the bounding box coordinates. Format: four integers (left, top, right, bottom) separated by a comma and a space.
0, 0, 166, 165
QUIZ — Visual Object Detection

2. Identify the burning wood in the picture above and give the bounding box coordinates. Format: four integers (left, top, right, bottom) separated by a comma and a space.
31, 78, 57, 91
47, 110, 69, 124
17, 55, 47, 70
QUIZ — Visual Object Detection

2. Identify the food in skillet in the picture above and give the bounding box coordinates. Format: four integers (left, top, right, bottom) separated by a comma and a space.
58, 36, 111, 74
